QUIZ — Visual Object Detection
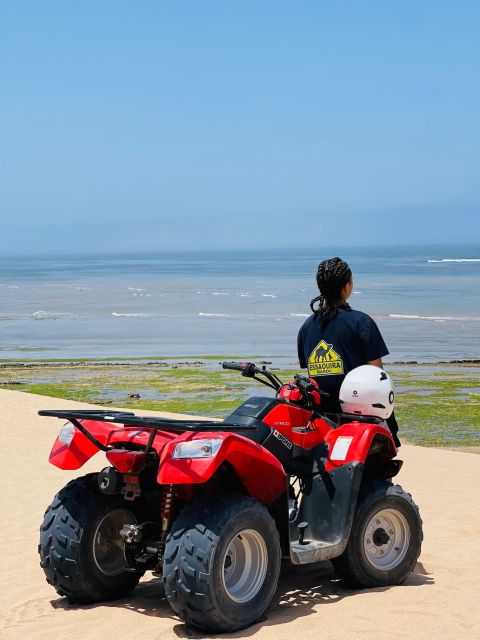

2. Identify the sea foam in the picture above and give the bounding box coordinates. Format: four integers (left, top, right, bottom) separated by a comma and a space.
428, 258, 480, 263
389, 314, 479, 321
112, 312, 150, 317
198, 312, 231, 317
33, 311, 69, 320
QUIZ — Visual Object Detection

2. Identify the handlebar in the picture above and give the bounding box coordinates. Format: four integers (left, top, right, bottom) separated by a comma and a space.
294, 376, 315, 394
222, 361, 247, 372
222, 361, 258, 377
222, 360, 282, 390
294, 374, 329, 397
221, 361, 329, 402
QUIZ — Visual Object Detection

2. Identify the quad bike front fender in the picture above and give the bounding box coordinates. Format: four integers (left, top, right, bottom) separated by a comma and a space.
158, 432, 287, 505
324, 421, 397, 472
288, 422, 399, 565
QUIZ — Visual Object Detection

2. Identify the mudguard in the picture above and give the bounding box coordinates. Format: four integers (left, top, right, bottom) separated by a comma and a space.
48, 420, 177, 470
288, 421, 397, 565
158, 432, 287, 505
49, 423, 100, 470
323, 420, 397, 472
48, 421, 287, 505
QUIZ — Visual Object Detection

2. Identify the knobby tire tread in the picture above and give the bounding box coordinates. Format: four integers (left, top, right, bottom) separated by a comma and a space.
332, 480, 423, 589
163, 493, 280, 632
38, 473, 141, 603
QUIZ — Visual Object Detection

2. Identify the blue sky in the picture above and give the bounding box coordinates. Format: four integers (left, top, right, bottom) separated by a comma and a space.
1, 1, 479, 253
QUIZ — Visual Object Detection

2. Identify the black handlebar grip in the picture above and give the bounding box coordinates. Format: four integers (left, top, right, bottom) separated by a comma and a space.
294, 375, 312, 390
222, 361, 245, 371
299, 380, 315, 392
294, 374, 329, 396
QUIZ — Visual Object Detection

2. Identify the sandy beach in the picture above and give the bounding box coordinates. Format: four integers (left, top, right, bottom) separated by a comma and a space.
1, 388, 479, 640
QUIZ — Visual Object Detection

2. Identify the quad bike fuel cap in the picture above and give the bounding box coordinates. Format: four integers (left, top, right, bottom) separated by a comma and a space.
339, 364, 395, 420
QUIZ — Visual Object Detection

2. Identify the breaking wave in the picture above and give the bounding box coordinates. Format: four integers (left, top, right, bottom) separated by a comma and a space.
33, 310, 71, 320
196, 291, 231, 296
389, 314, 480, 321
428, 258, 480, 263
198, 312, 231, 317
195, 291, 273, 298
112, 312, 150, 317
47, 284, 91, 290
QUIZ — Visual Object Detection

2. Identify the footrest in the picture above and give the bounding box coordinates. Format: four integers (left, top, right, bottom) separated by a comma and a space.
290, 538, 346, 564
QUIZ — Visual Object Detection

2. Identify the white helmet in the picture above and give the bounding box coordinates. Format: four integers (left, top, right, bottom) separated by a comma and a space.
339, 365, 394, 420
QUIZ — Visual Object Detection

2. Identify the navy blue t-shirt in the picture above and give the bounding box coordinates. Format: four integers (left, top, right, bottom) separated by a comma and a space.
297, 308, 389, 411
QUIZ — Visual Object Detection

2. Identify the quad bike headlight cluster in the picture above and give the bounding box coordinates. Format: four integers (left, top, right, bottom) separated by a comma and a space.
172, 438, 223, 459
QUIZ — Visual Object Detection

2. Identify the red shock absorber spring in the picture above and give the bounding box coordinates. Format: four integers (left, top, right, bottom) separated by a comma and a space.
160, 484, 175, 531
155, 484, 176, 572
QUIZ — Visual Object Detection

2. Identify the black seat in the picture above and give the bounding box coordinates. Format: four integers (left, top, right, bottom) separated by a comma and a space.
223, 397, 281, 445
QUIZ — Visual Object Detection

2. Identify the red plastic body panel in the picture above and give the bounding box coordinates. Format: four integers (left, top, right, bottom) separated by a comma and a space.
263, 403, 331, 450
262, 403, 312, 433
278, 379, 322, 406
48, 420, 287, 505
278, 385, 303, 403
48, 420, 177, 470
261, 404, 397, 471
158, 432, 287, 504
322, 421, 397, 471
48, 406, 396, 503
49, 425, 99, 470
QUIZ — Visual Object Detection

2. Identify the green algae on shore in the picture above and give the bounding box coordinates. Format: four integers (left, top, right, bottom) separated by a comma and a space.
1, 358, 478, 448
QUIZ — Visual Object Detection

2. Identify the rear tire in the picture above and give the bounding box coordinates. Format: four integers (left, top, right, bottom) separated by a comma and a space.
39, 473, 143, 603
163, 493, 281, 632
332, 481, 423, 588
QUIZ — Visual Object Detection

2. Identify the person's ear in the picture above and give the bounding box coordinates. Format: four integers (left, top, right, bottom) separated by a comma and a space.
341, 280, 352, 300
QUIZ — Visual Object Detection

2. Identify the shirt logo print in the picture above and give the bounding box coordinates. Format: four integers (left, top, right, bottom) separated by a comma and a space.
307, 339, 344, 376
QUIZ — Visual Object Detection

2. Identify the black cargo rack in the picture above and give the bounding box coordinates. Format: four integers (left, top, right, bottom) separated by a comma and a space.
39, 409, 256, 454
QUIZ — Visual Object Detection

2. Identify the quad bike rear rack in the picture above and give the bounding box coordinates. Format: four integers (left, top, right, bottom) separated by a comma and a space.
38, 409, 256, 454
39, 407, 383, 455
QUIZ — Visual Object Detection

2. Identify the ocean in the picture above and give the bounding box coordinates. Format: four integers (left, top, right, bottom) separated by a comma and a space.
0, 245, 479, 362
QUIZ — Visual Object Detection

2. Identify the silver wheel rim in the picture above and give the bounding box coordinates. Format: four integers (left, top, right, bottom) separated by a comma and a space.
363, 508, 410, 570
93, 508, 136, 576
222, 528, 268, 603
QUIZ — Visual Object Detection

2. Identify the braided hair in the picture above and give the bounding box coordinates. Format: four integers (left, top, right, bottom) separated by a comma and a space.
310, 257, 352, 326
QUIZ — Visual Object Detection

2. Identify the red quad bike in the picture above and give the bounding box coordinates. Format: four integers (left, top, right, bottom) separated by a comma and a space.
38, 362, 423, 633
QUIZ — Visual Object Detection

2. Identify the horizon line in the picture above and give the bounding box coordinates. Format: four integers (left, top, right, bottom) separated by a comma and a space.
2, 240, 480, 260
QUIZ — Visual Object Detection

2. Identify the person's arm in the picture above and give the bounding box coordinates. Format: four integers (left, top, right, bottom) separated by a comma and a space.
297, 324, 307, 369
359, 315, 389, 364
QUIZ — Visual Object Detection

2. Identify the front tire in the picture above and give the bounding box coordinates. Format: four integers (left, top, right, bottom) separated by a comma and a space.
332, 481, 423, 588
163, 493, 281, 633
39, 473, 143, 603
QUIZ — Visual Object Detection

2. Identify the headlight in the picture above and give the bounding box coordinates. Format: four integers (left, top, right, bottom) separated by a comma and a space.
58, 421, 75, 445
172, 438, 222, 459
